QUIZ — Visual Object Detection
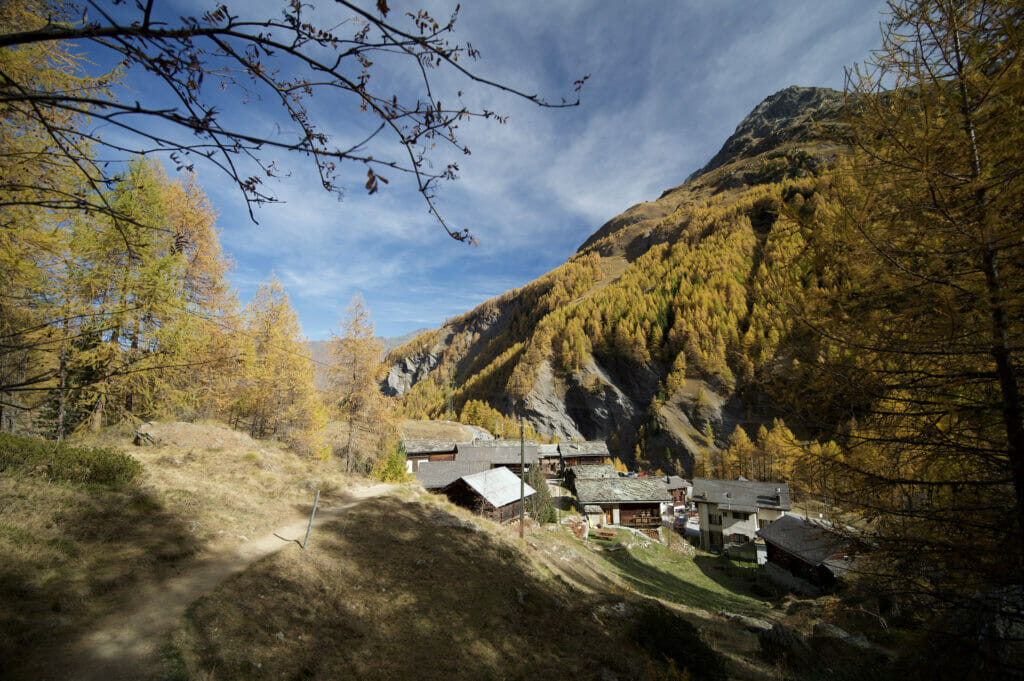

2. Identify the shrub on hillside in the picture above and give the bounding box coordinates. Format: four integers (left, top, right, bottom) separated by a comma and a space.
0, 432, 142, 486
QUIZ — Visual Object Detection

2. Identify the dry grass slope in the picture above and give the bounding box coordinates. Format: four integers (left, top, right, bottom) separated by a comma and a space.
171, 493, 727, 681
0, 421, 361, 678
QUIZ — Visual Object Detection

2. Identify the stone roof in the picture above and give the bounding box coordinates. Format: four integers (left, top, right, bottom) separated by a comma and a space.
559, 440, 610, 458
568, 464, 618, 479
463, 438, 539, 448
456, 443, 541, 465
415, 460, 489, 489
691, 477, 791, 513
402, 438, 457, 455
662, 475, 690, 490
575, 477, 672, 504
456, 466, 535, 508
757, 514, 854, 575
538, 444, 559, 457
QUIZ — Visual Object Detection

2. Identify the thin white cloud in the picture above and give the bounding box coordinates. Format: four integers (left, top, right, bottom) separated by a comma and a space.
143, 0, 893, 341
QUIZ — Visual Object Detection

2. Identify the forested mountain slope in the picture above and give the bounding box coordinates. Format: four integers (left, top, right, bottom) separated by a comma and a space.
385, 85, 847, 475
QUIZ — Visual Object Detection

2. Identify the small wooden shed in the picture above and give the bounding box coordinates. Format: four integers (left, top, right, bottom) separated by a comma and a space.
402, 438, 457, 472
559, 440, 610, 468
442, 467, 536, 524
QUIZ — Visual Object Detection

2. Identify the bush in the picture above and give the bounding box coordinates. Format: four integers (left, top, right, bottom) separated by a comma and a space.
0, 432, 142, 486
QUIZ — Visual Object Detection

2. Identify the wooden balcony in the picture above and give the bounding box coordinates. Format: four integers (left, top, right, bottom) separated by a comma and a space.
626, 515, 662, 528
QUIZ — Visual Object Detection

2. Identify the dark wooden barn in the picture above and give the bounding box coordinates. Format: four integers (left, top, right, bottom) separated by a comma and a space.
757, 514, 855, 594
441, 467, 536, 524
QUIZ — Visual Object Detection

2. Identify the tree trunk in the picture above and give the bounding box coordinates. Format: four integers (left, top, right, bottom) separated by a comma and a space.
56, 329, 66, 442
91, 392, 105, 432
345, 414, 355, 475
950, 17, 1024, 553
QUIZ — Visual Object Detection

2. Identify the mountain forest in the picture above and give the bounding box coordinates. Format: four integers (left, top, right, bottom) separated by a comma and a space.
2, 0, 1023, 679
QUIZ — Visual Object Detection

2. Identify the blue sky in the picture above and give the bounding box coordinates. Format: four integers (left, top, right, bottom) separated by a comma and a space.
103, 1, 891, 339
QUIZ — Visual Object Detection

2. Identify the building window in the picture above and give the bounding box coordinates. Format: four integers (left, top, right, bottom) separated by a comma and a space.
709, 513, 722, 525
731, 511, 748, 520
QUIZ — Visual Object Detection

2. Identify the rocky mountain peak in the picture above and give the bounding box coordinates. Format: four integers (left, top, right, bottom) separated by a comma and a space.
685, 85, 843, 183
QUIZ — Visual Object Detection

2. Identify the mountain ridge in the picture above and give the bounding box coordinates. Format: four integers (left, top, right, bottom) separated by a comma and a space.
384, 85, 848, 474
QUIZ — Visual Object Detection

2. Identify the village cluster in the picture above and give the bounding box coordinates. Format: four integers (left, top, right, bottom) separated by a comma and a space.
406, 437, 857, 597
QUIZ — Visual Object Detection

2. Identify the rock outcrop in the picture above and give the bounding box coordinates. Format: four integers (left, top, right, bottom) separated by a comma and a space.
685, 85, 844, 183
757, 622, 816, 670
382, 351, 441, 396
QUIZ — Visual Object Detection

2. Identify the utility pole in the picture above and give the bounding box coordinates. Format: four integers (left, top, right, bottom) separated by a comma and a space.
446, 377, 454, 420
520, 415, 525, 539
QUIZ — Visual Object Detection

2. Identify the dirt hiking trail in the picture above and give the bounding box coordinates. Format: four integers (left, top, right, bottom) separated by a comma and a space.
21, 483, 395, 681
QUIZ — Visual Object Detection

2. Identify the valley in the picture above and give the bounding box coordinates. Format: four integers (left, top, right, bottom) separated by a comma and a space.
1, 421, 892, 681
2, 1, 1022, 678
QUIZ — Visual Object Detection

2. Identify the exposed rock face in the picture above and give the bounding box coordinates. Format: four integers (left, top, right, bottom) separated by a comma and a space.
520, 357, 644, 443
382, 351, 440, 396
686, 85, 844, 183
520, 359, 583, 441
382, 298, 509, 397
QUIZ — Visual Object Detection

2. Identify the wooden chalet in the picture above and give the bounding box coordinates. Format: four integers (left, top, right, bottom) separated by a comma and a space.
575, 477, 672, 537
455, 441, 540, 476
559, 440, 610, 468
564, 463, 618, 495
415, 460, 489, 491
442, 467, 536, 524
537, 444, 560, 477
402, 438, 457, 473
757, 514, 855, 595
662, 475, 692, 507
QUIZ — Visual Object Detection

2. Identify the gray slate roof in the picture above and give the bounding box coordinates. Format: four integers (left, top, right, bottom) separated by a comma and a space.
456, 443, 541, 465
458, 467, 536, 508
691, 477, 791, 513
576, 477, 672, 504
559, 441, 610, 458
568, 464, 618, 479
403, 438, 457, 455
538, 444, 559, 458
415, 460, 489, 489
463, 438, 539, 448
757, 514, 854, 575
662, 475, 690, 490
